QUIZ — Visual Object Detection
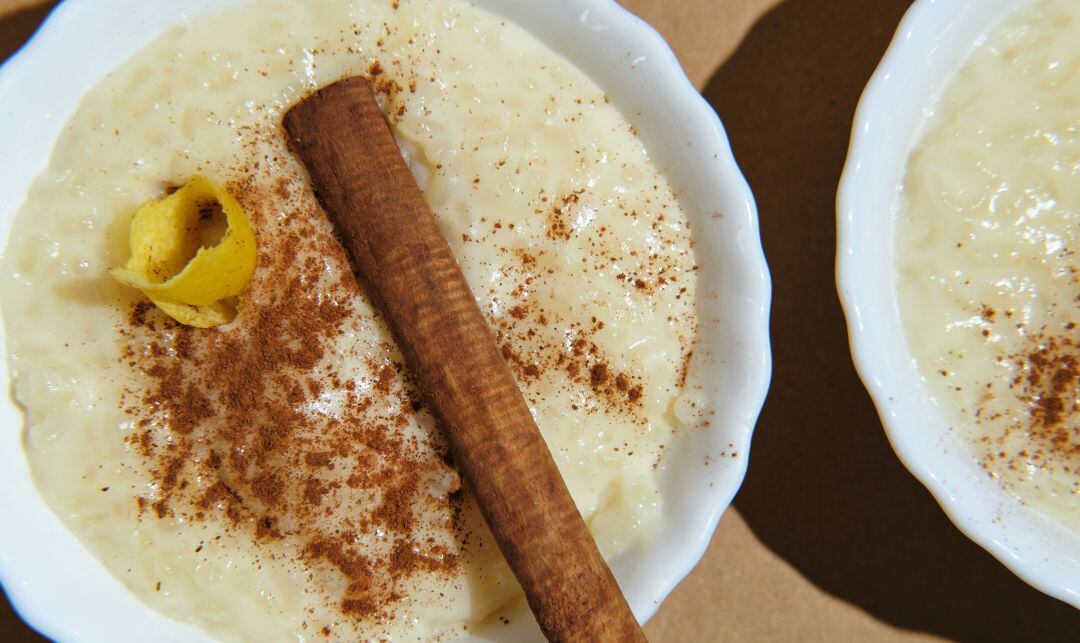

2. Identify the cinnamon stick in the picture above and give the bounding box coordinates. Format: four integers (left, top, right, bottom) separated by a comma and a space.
283, 77, 646, 642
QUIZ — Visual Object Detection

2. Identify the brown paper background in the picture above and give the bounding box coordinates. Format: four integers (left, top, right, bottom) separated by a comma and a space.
0, 0, 1076, 640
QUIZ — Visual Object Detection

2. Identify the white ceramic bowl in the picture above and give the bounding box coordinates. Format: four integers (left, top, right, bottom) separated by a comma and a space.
838, 0, 1079, 609
0, 0, 771, 640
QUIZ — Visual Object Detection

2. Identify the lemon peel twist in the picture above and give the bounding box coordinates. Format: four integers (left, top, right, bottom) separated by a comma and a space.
110, 176, 257, 328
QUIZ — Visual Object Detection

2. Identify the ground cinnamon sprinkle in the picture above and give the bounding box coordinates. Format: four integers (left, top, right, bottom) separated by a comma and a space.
1014, 333, 1079, 462
975, 312, 1080, 478
117, 145, 464, 628
490, 302, 659, 419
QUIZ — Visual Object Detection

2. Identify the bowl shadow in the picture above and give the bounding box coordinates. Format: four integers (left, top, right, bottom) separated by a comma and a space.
710, 0, 1079, 640
0, 1, 54, 63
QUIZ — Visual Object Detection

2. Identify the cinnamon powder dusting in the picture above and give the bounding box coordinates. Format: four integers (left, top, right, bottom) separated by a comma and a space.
1024, 337, 1078, 436
118, 159, 462, 629
1009, 333, 1080, 465
974, 308, 1080, 480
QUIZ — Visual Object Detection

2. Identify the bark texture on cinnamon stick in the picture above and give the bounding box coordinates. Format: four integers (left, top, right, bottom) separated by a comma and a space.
283, 77, 646, 642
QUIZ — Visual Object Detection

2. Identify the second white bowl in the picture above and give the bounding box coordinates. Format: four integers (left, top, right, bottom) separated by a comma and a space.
837, 0, 1079, 609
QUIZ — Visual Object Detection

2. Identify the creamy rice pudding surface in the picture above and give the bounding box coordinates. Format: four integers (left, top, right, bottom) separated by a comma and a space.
897, 0, 1078, 531
0, 0, 701, 640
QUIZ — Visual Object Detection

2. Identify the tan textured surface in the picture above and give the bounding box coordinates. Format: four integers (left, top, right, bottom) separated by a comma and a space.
0, 1, 1077, 641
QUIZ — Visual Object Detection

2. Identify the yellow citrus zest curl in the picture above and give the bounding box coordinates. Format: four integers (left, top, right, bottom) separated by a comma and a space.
110, 176, 257, 328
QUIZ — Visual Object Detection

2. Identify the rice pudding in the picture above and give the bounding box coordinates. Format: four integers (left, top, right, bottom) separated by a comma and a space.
897, 0, 1078, 531
0, 0, 701, 640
